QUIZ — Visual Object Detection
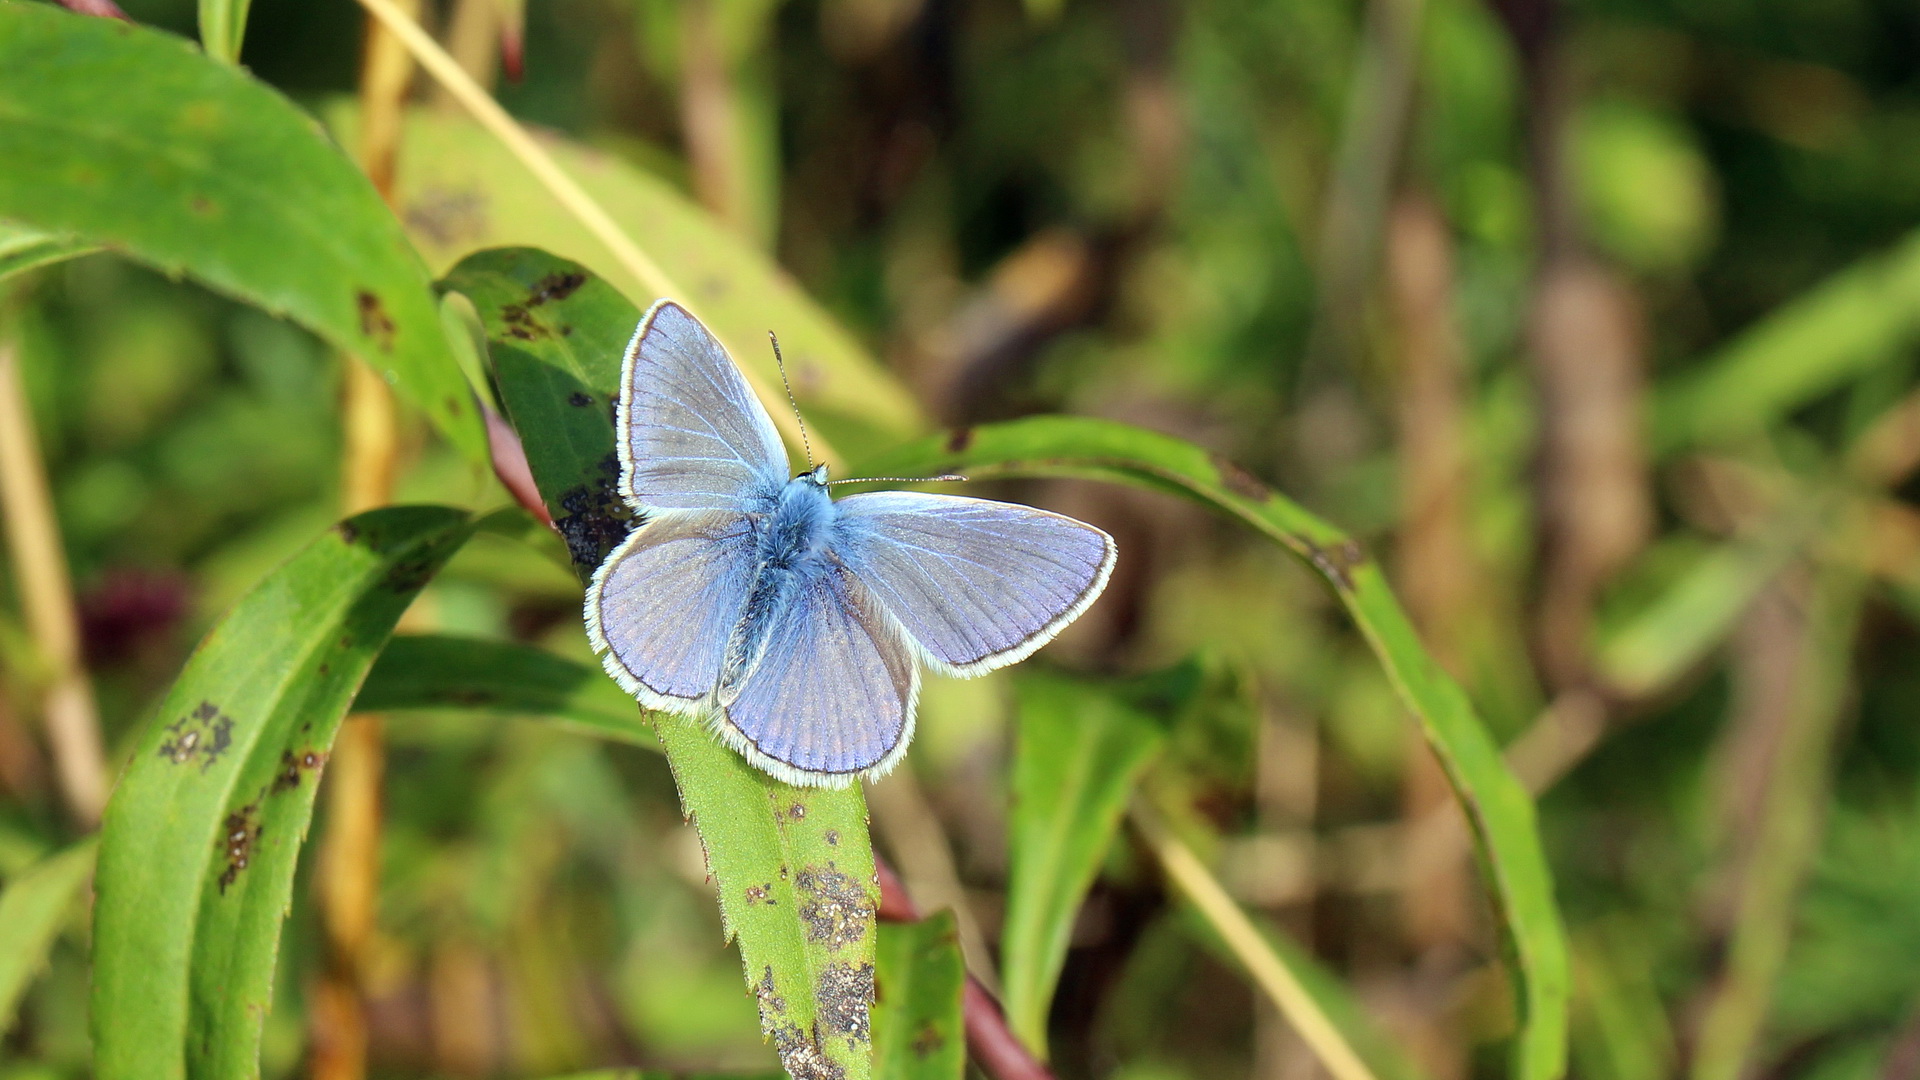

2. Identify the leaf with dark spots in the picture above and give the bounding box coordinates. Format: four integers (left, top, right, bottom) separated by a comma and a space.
93, 507, 473, 1078
451, 247, 878, 1080
334, 520, 359, 544
944, 427, 974, 453
0, 8, 487, 460
798, 863, 873, 952
817, 962, 875, 1044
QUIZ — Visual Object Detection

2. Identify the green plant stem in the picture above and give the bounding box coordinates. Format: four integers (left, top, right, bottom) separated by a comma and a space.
0, 338, 107, 826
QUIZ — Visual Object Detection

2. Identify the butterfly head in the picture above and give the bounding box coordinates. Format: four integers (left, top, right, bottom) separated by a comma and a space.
799, 463, 830, 487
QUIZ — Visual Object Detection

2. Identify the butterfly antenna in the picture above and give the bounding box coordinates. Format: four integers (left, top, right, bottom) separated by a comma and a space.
768, 331, 813, 469
826, 474, 969, 486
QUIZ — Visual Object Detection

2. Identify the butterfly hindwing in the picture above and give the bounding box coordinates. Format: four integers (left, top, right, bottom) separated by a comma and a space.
586, 509, 758, 711
832, 492, 1117, 675
618, 300, 789, 512
716, 562, 918, 785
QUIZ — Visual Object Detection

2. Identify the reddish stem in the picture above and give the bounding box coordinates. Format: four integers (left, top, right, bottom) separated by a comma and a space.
56, 0, 131, 17
483, 404, 553, 527
876, 858, 1056, 1080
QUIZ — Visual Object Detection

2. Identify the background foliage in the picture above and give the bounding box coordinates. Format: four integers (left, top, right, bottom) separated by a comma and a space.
2, 0, 1919, 1078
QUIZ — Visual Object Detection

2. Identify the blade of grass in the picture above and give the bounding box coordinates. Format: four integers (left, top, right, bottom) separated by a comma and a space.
0, 5, 485, 461
863, 415, 1571, 1080
1000, 673, 1165, 1056
0, 837, 96, 1036
0, 339, 108, 825
463, 248, 878, 1080
91, 507, 474, 1080
1131, 799, 1378, 1080
873, 912, 967, 1080
1652, 228, 1920, 456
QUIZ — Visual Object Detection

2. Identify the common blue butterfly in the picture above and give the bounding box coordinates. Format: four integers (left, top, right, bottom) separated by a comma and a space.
584, 300, 1116, 786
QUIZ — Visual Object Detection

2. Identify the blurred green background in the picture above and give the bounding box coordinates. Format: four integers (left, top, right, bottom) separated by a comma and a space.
5, 0, 1920, 1077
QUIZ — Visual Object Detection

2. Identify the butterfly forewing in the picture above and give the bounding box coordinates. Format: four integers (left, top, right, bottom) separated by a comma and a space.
832, 492, 1116, 675
618, 301, 789, 512
586, 509, 758, 711
717, 564, 918, 784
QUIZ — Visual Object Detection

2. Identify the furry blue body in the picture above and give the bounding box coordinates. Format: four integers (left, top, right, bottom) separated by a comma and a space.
718, 465, 835, 703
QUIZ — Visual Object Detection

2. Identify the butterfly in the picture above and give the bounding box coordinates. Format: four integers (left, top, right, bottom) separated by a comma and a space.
584, 300, 1117, 787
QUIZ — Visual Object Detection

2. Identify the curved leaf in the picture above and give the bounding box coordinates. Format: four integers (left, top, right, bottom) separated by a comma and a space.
862, 416, 1572, 1080
92, 507, 474, 1080
457, 248, 878, 1080
872, 912, 967, 1080
357, 633, 654, 746
1001, 673, 1164, 1055
0, 6, 485, 460
0, 837, 97, 1038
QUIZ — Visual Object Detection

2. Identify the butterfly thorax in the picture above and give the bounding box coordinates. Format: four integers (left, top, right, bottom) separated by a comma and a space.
715, 468, 837, 705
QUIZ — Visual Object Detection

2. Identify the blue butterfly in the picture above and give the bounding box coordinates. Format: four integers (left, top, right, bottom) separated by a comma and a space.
584, 301, 1116, 787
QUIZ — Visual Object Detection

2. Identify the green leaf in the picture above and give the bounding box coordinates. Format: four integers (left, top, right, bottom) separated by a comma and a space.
457, 248, 878, 1080
355, 106, 924, 454
872, 912, 967, 1080
357, 633, 655, 747
0, 837, 97, 1037
0, 6, 485, 461
198, 0, 250, 64
1001, 672, 1164, 1055
1596, 513, 1815, 699
0, 220, 96, 283
91, 507, 474, 1080
863, 416, 1572, 1080
658, 715, 880, 1080
1652, 228, 1920, 455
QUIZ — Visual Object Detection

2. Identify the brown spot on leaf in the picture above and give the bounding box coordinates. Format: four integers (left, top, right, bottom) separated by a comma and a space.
356, 291, 396, 353
816, 962, 873, 1043
1305, 538, 1367, 591
745, 883, 775, 906
158, 702, 233, 772
824, 829, 839, 846
772, 1023, 845, 1080
525, 271, 587, 307
1210, 452, 1271, 502
189, 195, 215, 217
335, 520, 360, 544
218, 801, 262, 894
272, 748, 328, 793
568, 391, 594, 407
945, 428, 974, 453
754, 965, 786, 1017
797, 863, 872, 951
911, 1022, 946, 1059
499, 303, 545, 341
